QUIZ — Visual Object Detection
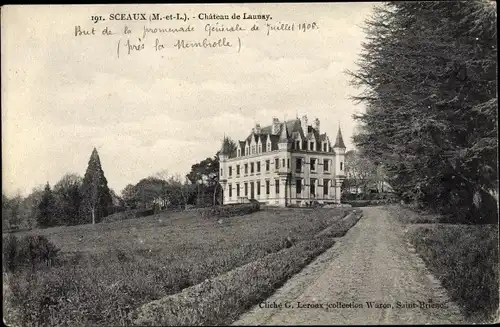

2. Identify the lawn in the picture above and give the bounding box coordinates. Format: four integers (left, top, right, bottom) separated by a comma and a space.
387, 205, 499, 323
3, 207, 353, 326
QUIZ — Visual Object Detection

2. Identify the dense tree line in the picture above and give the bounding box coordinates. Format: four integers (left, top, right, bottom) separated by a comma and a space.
3, 148, 116, 229
348, 1, 497, 223
3, 138, 240, 229
121, 137, 238, 209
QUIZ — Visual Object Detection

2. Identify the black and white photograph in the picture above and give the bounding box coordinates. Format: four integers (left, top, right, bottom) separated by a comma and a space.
1, 2, 498, 326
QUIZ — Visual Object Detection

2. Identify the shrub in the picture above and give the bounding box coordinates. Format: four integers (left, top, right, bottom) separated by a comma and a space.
135, 208, 155, 218
196, 203, 260, 219
3, 234, 60, 272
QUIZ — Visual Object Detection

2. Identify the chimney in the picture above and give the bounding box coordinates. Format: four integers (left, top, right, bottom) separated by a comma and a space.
272, 117, 280, 134
255, 123, 261, 134
301, 115, 308, 134
314, 118, 320, 133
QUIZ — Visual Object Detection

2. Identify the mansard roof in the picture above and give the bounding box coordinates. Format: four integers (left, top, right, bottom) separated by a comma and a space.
236, 117, 338, 153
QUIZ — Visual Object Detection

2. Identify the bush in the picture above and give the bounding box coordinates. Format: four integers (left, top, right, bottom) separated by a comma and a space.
195, 203, 260, 219
3, 234, 60, 272
135, 208, 155, 218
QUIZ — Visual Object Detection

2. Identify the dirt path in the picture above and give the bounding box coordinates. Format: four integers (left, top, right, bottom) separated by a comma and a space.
233, 206, 464, 325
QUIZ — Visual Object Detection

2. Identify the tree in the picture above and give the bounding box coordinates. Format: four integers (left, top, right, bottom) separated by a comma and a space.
37, 183, 57, 228
134, 176, 166, 209
186, 157, 219, 207
53, 173, 83, 226
121, 184, 138, 209
347, 1, 497, 222
343, 150, 377, 194
2, 193, 22, 230
185, 137, 237, 206
80, 148, 113, 224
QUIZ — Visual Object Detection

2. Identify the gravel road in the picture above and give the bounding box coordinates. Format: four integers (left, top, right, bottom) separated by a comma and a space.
233, 206, 465, 325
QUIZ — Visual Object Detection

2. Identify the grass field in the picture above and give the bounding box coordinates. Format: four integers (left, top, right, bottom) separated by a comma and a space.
387, 205, 499, 323
3, 207, 353, 326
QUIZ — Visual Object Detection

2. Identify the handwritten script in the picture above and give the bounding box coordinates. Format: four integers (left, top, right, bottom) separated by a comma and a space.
74, 12, 320, 57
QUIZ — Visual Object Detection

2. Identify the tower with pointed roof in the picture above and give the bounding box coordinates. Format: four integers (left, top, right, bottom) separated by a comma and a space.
333, 125, 347, 203
218, 115, 347, 207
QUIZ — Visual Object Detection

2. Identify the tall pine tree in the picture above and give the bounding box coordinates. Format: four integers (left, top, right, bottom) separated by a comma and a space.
80, 148, 112, 224
37, 182, 57, 228
348, 1, 497, 222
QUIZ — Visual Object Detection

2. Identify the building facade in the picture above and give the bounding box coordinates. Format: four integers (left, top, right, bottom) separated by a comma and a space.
219, 115, 346, 207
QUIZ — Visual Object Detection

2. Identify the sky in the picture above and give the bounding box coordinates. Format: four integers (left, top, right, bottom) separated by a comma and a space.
2, 3, 376, 197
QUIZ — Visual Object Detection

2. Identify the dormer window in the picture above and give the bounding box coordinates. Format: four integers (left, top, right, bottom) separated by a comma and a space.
309, 142, 314, 151
323, 143, 327, 152
296, 140, 300, 150
251, 145, 256, 154
237, 149, 241, 157
267, 142, 271, 152
258, 144, 262, 153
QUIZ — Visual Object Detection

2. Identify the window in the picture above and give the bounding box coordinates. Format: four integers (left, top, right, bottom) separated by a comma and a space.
310, 158, 316, 171
275, 179, 280, 194
229, 183, 232, 197
236, 165, 240, 175
296, 140, 300, 150
310, 142, 314, 151
257, 181, 261, 195
324, 179, 329, 195
237, 149, 241, 157
296, 158, 302, 172
323, 159, 329, 172
266, 180, 270, 195
266, 160, 270, 171
275, 158, 279, 169
246, 147, 249, 155
258, 144, 262, 153
220, 168, 223, 176
229, 166, 232, 176
244, 183, 248, 196
310, 179, 316, 196
252, 145, 256, 154
251, 162, 254, 174
244, 164, 248, 174
282, 159, 285, 167
236, 183, 240, 196
267, 142, 271, 152
340, 162, 343, 171
323, 143, 327, 152
296, 179, 302, 194
257, 161, 261, 172
287, 159, 290, 168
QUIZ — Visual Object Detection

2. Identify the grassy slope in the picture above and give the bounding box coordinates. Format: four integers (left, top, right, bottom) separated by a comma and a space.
387, 205, 499, 323
4, 207, 350, 326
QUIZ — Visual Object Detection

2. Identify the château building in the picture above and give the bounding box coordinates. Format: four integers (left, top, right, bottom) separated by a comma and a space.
219, 115, 346, 207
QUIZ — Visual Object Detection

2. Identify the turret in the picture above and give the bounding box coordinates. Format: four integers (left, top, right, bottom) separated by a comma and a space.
219, 138, 229, 161
333, 126, 346, 178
